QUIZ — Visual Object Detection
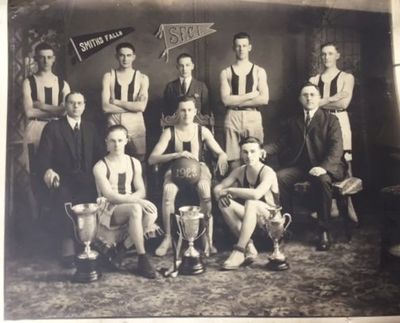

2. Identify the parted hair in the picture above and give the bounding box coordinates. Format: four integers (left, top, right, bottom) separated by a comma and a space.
116, 42, 135, 53
239, 136, 262, 148
106, 124, 129, 138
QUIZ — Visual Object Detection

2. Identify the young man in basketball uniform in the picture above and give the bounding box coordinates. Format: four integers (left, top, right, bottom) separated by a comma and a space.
214, 137, 280, 270
102, 42, 149, 162
22, 42, 71, 171
148, 96, 229, 257
309, 42, 357, 222
93, 125, 159, 279
220, 32, 269, 170
163, 53, 209, 116
22, 42, 70, 219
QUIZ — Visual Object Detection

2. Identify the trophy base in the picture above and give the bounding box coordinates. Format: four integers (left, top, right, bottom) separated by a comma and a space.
72, 256, 102, 283
179, 256, 205, 275
265, 259, 290, 271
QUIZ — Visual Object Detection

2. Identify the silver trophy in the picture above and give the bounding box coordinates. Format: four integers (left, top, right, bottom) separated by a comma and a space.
64, 200, 105, 282
262, 206, 292, 271
175, 206, 206, 275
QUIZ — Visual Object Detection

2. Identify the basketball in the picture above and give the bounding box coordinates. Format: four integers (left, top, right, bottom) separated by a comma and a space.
171, 157, 201, 186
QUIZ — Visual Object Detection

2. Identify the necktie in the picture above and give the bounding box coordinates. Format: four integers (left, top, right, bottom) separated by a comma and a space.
305, 111, 311, 128
74, 122, 82, 168
182, 79, 189, 94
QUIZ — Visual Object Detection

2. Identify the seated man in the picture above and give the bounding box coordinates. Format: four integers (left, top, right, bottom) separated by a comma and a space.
264, 82, 346, 251
148, 96, 229, 257
93, 125, 159, 279
37, 92, 104, 267
214, 136, 280, 270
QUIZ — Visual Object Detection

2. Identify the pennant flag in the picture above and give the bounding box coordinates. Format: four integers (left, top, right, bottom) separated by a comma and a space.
69, 27, 135, 62
155, 23, 216, 62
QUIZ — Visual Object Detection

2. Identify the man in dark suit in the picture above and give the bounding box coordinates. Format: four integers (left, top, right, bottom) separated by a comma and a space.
264, 82, 345, 251
163, 53, 209, 116
37, 91, 105, 267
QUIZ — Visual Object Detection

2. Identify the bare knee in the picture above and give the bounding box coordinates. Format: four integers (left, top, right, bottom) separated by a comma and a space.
163, 183, 179, 205
129, 203, 143, 221
197, 180, 211, 200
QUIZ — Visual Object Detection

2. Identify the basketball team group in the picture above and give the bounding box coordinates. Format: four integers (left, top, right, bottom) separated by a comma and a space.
22, 32, 355, 279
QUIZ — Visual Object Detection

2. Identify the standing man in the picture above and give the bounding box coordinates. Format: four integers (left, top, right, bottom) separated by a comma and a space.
149, 96, 228, 257
163, 53, 209, 116
220, 32, 269, 170
214, 137, 280, 270
309, 42, 356, 221
93, 125, 159, 279
37, 92, 105, 267
22, 42, 71, 162
264, 83, 346, 251
102, 42, 149, 162
309, 42, 354, 153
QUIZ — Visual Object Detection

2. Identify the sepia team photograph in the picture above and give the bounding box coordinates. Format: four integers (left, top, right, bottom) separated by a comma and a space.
2, 0, 400, 322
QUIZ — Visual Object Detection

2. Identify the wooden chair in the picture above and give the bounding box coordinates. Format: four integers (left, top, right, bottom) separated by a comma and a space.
294, 157, 363, 242
152, 112, 217, 256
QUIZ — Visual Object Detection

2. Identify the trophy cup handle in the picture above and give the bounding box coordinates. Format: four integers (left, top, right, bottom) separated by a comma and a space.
283, 213, 292, 231
64, 202, 80, 242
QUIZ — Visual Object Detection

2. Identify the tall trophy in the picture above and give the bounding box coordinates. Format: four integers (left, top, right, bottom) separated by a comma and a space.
262, 206, 292, 271
64, 200, 104, 283
175, 206, 206, 275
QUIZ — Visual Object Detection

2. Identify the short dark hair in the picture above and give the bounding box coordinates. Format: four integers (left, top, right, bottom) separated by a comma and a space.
65, 91, 85, 103
233, 32, 251, 45
116, 42, 135, 54
106, 124, 128, 138
320, 41, 339, 52
300, 82, 321, 96
34, 42, 55, 56
239, 136, 262, 148
177, 95, 196, 106
176, 53, 193, 64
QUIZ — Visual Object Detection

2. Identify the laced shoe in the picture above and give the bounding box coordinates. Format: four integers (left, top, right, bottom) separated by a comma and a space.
137, 254, 156, 279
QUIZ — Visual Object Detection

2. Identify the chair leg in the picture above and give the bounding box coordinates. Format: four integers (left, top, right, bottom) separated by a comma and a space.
336, 195, 352, 242
347, 196, 359, 224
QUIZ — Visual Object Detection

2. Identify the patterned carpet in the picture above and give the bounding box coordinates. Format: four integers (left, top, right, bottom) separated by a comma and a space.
4, 215, 400, 320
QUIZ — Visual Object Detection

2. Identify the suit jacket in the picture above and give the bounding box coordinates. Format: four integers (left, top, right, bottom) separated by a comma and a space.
163, 78, 209, 116
265, 108, 345, 180
37, 117, 105, 184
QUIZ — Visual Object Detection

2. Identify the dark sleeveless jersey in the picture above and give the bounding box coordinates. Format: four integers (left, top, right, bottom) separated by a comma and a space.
28, 75, 64, 105
318, 71, 341, 98
230, 64, 255, 95
101, 156, 136, 194
237, 165, 280, 207
113, 69, 138, 102
166, 124, 204, 162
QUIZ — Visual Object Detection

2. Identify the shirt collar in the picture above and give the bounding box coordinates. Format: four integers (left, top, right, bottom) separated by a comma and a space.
66, 115, 81, 130
179, 76, 192, 85
304, 107, 318, 120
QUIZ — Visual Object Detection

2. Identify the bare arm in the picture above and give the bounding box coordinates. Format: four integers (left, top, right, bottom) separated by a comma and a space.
214, 167, 241, 199
202, 127, 228, 175
22, 78, 65, 119
93, 160, 144, 204
312, 73, 355, 110
225, 167, 276, 200
148, 128, 183, 165
113, 74, 149, 113
237, 67, 269, 107
101, 72, 127, 114
220, 69, 259, 107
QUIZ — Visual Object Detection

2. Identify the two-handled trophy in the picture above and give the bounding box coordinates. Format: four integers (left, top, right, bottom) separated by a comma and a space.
261, 206, 292, 271
175, 206, 206, 275
64, 199, 105, 283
